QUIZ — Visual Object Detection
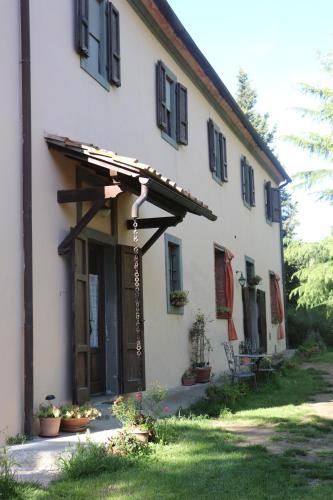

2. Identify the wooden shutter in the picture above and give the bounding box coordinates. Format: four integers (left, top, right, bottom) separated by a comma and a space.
271, 188, 281, 222
156, 61, 167, 132
208, 119, 216, 173
270, 273, 278, 323
265, 181, 272, 220
221, 134, 228, 181
107, 2, 121, 87
176, 83, 188, 145
241, 157, 247, 200
72, 234, 90, 404
242, 287, 251, 340
249, 166, 255, 206
76, 0, 89, 57
118, 245, 145, 393
215, 249, 228, 319
257, 289, 267, 353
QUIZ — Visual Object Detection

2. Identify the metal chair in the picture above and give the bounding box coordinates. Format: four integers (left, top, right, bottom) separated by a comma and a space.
223, 342, 257, 388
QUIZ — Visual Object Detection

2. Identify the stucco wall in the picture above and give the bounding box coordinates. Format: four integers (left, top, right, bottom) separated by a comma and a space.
0, 1, 23, 444
1, 0, 286, 437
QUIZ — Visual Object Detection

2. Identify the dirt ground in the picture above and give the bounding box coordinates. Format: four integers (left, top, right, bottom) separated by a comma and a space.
219, 362, 333, 457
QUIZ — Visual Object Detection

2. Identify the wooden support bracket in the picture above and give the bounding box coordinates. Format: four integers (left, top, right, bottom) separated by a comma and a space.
126, 216, 183, 230
58, 185, 123, 203
58, 199, 105, 255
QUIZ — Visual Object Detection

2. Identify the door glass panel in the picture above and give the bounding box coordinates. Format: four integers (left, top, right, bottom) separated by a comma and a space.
89, 274, 99, 348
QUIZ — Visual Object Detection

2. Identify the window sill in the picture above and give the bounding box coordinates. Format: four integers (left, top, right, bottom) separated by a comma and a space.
212, 174, 225, 186
167, 303, 184, 315
81, 59, 110, 91
161, 131, 179, 150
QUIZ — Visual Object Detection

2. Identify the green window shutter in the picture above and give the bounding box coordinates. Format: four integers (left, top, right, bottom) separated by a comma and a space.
208, 119, 216, 173
241, 156, 247, 201
107, 2, 121, 87
156, 61, 168, 132
249, 166, 255, 206
265, 181, 272, 220
271, 188, 281, 222
76, 0, 89, 57
220, 133, 228, 182
176, 83, 188, 145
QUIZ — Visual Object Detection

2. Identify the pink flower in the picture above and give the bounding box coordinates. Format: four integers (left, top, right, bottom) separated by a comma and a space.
135, 392, 142, 401
163, 406, 170, 413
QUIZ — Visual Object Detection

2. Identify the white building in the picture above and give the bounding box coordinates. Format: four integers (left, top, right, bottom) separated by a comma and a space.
0, 0, 290, 442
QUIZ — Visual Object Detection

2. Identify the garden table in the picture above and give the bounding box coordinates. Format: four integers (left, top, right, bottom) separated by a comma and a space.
234, 353, 272, 374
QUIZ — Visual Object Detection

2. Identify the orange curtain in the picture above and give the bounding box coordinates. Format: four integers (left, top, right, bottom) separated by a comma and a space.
273, 274, 284, 339
225, 249, 238, 341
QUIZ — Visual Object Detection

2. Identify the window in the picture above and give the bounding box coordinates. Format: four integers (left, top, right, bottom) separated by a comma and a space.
208, 119, 228, 183
76, 0, 121, 89
165, 234, 183, 314
215, 247, 228, 319
156, 61, 188, 147
264, 181, 281, 223
245, 257, 255, 282
241, 156, 255, 207
269, 272, 279, 323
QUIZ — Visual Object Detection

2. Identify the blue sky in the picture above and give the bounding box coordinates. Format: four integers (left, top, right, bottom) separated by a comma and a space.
168, 0, 333, 241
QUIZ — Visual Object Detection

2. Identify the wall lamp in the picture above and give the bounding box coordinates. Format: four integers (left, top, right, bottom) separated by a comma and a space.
236, 271, 246, 288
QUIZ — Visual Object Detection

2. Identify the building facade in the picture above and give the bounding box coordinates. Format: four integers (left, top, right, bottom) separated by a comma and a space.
0, 0, 290, 442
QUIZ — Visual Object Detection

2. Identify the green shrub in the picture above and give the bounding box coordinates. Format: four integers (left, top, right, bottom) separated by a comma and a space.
287, 306, 333, 347
296, 330, 327, 359
58, 437, 124, 480
6, 434, 27, 446
0, 447, 17, 498
154, 418, 179, 444
106, 430, 149, 457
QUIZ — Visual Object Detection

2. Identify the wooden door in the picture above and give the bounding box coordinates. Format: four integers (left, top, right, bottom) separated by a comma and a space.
88, 243, 106, 395
72, 235, 90, 404
257, 289, 268, 353
118, 245, 145, 393
242, 287, 251, 341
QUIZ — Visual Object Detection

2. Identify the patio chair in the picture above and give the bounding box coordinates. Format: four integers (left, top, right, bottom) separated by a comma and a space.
223, 342, 257, 388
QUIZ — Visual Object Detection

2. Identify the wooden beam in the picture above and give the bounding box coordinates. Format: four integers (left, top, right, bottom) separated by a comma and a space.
58, 185, 123, 203
58, 199, 105, 255
126, 216, 183, 230
142, 226, 169, 255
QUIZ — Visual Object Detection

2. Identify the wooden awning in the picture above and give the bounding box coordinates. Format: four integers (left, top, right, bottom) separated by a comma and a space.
46, 134, 217, 221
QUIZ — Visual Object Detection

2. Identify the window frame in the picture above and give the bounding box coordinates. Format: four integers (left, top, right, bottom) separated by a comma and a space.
164, 234, 184, 314
161, 66, 178, 148
214, 245, 229, 320
241, 156, 255, 209
208, 119, 228, 184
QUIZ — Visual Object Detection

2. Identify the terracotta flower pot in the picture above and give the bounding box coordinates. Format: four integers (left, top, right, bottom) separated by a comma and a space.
130, 428, 150, 443
60, 417, 90, 433
39, 417, 61, 437
195, 366, 212, 383
182, 376, 196, 386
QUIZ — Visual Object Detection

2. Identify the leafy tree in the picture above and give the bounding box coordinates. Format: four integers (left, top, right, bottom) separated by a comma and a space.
285, 234, 333, 317
236, 68, 276, 146
286, 52, 333, 204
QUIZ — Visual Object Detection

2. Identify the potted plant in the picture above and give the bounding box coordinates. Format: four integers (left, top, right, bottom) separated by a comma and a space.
181, 368, 196, 386
35, 403, 61, 437
111, 393, 155, 443
189, 312, 213, 383
60, 404, 101, 433
247, 275, 262, 287
170, 290, 189, 307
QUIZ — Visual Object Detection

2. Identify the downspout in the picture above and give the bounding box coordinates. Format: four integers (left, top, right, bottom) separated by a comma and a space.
21, 0, 34, 436
131, 178, 149, 219
278, 179, 291, 348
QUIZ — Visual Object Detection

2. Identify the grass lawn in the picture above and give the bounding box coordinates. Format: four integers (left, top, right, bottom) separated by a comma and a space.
7, 354, 333, 499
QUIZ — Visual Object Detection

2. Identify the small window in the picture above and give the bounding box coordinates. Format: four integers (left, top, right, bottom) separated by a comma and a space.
76, 0, 121, 89
269, 272, 279, 323
165, 234, 183, 314
156, 61, 188, 147
207, 119, 228, 183
241, 156, 255, 207
265, 182, 281, 223
215, 247, 228, 319
245, 258, 255, 282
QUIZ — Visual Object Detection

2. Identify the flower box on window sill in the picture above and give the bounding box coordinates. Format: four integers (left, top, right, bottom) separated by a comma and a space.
170, 290, 189, 307
216, 305, 231, 319
247, 275, 262, 287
